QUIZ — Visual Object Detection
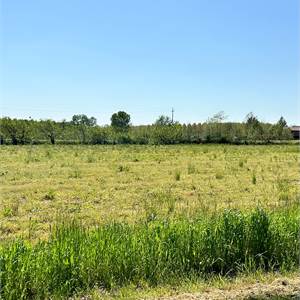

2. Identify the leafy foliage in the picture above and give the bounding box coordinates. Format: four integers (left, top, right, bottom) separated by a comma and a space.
0, 112, 293, 145
111, 111, 131, 131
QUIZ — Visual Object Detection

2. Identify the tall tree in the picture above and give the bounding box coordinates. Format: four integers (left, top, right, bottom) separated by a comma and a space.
207, 111, 227, 123
111, 111, 131, 131
245, 112, 259, 127
0, 118, 32, 145
245, 112, 263, 141
154, 115, 173, 126
277, 116, 287, 128
39, 120, 60, 144
272, 116, 289, 140
71, 114, 97, 143
71, 114, 96, 127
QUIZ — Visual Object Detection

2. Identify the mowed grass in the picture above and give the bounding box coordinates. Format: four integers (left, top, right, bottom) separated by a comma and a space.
0, 144, 299, 241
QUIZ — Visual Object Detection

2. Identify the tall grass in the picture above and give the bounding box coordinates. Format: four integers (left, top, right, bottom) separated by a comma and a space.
0, 207, 299, 299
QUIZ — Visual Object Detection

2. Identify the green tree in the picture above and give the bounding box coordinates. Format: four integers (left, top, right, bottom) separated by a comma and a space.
39, 120, 60, 144
71, 114, 97, 143
0, 118, 32, 144
90, 126, 111, 144
277, 116, 287, 128
245, 112, 260, 127
271, 117, 291, 140
152, 115, 181, 144
152, 123, 182, 144
154, 115, 173, 126
207, 111, 227, 123
0, 117, 19, 144
111, 111, 131, 131
245, 113, 263, 142
204, 111, 228, 142
71, 114, 96, 127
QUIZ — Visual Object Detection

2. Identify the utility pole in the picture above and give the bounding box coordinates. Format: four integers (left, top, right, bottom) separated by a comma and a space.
171, 108, 174, 124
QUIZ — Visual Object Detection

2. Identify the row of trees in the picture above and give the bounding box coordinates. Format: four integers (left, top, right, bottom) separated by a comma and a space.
0, 111, 293, 145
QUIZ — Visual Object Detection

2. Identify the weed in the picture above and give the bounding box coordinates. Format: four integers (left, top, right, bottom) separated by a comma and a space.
117, 165, 129, 172
277, 179, 291, 205
174, 170, 181, 181
2, 200, 19, 217
146, 210, 158, 222
87, 155, 95, 163
43, 190, 55, 200
69, 168, 82, 178
45, 150, 52, 158
252, 174, 257, 185
187, 162, 196, 174
3, 206, 16, 217
215, 171, 224, 180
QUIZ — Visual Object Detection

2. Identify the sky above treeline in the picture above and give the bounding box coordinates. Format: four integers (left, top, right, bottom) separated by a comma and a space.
1, 0, 299, 125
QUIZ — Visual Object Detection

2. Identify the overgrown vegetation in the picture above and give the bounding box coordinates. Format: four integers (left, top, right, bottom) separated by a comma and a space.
0, 207, 299, 299
0, 112, 293, 145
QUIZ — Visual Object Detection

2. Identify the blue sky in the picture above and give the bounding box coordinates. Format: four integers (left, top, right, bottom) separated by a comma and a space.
1, 0, 299, 125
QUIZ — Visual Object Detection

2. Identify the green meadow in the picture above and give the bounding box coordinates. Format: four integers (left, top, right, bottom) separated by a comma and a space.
1, 144, 298, 240
0, 144, 299, 299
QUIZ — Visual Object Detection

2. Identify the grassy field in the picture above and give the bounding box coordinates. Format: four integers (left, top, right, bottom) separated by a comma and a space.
0, 144, 299, 299
0, 144, 298, 241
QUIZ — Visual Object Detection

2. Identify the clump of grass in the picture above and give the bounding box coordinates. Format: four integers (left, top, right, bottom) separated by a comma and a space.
187, 162, 196, 174
174, 170, 181, 181
277, 179, 291, 205
43, 189, 55, 200
2, 207, 13, 217
238, 160, 244, 168
144, 190, 181, 217
252, 174, 257, 185
215, 171, 224, 179
25, 155, 39, 164
277, 178, 289, 193
2, 202, 19, 217
69, 168, 82, 178
86, 155, 95, 163
0, 208, 299, 299
146, 209, 158, 222
117, 165, 129, 172
45, 150, 53, 159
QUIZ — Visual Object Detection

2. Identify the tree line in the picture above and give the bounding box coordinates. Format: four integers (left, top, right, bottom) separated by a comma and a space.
0, 111, 293, 145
